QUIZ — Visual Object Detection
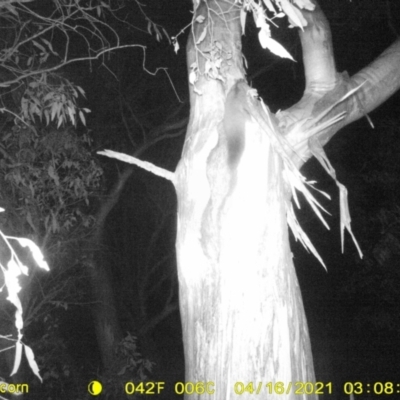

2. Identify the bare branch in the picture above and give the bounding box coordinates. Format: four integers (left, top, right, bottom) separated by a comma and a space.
97, 150, 176, 183
299, 0, 337, 91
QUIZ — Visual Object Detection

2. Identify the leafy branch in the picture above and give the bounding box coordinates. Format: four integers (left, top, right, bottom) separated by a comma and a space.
0, 0, 169, 128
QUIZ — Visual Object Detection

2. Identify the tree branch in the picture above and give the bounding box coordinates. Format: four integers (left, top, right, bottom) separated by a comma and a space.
345, 38, 400, 125
300, 0, 337, 91
97, 150, 176, 183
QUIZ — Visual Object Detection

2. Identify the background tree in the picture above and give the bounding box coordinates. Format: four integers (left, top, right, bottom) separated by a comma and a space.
89, 95, 186, 383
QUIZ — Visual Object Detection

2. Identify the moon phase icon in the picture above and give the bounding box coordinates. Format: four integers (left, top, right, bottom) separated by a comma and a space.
88, 380, 103, 396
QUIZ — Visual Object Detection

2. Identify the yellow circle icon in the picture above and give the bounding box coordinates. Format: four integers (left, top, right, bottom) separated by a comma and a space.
88, 380, 103, 396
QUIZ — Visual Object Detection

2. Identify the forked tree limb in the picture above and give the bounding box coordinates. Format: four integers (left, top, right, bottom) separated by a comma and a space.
279, 0, 400, 167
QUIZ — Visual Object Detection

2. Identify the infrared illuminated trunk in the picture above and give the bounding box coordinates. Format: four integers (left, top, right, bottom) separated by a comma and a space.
174, 1, 317, 398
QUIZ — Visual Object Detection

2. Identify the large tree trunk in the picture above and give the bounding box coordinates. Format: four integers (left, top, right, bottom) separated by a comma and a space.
175, 114, 316, 397
175, 2, 316, 399
174, 1, 400, 399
